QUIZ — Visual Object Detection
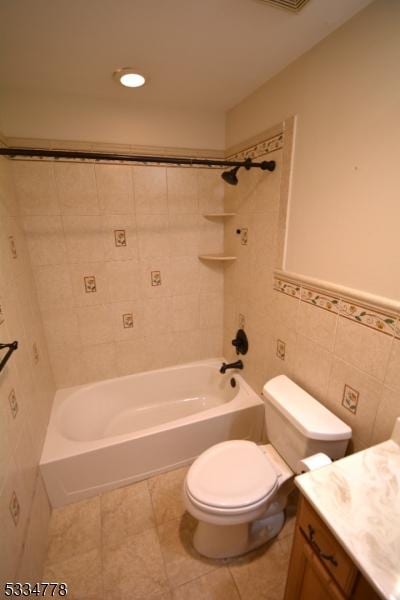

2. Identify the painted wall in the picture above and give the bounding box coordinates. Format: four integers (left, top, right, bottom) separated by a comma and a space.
0, 156, 54, 585
226, 0, 400, 301
0, 90, 225, 151
14, 160, 224, 388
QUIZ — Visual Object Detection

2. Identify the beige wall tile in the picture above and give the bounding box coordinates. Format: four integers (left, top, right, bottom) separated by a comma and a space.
171, 294, 199, 332
167, 168, 198, 214
334, 317, 393, 381
69, 262, 110, 306
384, 338, 400, 392
80, 343, 117, 383
106, 260, 139, 302
200, 219, 223, 255
371, 386, 400, 445
14, 161, 60, 216
170, 257, 200, 296
77, 304, 114, 346
41, 307, 80, 352
199, 262, 223, 293
134, 165, 168, 214
137, 214, 170, 259
143, 297, 171, 337
169, 214, 199, 257
49, 346, 86, 388
297, 301, 338, 351
200, 328, 223, 360
326, 358, 383, 447
63, 215, 105, 263
115, 338, 153, 376
54, 162, 98, 215
34, 264, 74, 308
102, 214, 138, 261
293, 334, 333, 401
22, 215, 66, 265
95, 164, 134, 215
198, 169, 224, 214
199, 293, 223, 330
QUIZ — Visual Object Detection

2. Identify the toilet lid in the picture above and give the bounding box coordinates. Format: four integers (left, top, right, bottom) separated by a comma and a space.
186, 441, 278, 509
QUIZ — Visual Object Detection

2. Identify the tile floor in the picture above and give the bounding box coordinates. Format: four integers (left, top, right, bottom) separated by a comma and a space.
44, 467, 296, 600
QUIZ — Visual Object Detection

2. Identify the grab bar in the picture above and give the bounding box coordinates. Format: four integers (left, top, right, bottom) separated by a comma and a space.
0, 341, 18, 373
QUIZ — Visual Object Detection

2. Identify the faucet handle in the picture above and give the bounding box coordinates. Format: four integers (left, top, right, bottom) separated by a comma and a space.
231, 329, 248, 355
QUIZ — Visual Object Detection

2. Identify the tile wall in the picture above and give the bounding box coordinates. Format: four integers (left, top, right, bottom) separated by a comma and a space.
0, 156, 54, 585
223, 127, 400, 453
14, 161, 224, 388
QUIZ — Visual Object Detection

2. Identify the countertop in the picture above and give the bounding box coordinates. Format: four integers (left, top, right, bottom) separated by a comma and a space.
295, 418, 400, 600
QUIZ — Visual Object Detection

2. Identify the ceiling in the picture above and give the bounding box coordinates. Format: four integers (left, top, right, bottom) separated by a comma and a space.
0, 0, 373, 113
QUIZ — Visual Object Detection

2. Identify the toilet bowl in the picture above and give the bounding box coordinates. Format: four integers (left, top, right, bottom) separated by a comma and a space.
183, 440, 293, 558
183, 375, 352, 559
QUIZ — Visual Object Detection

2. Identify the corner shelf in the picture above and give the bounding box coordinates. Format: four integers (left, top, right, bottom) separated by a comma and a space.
203, 213, 236, 218
198, 254, 237, 262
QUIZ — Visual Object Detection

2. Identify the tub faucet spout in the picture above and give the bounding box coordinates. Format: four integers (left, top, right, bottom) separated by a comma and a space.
219, 360, 243, 374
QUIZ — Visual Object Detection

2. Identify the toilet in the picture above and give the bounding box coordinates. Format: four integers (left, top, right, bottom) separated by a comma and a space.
183, 375, 352, 559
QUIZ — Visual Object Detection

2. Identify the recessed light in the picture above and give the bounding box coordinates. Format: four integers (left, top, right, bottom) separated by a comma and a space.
113, 68, 146, 88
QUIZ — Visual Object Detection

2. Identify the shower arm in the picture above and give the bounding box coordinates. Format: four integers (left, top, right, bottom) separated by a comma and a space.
0, 147, 275, 171
0, 341, 18, 374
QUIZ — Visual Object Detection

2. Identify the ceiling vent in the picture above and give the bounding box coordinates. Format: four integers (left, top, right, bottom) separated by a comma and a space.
258, 0, 311, 12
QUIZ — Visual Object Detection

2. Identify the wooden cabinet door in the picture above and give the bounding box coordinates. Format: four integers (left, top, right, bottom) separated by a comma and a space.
284, 529, 346, 600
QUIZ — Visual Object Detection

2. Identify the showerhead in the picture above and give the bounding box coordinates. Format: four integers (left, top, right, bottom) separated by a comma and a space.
221, 166, 240, 186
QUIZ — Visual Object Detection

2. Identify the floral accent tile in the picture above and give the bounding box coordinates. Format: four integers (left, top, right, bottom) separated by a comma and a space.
114, 229, 127, 247
342, 384, 359, 414
239, 228, 248, 246
9, 491, 20, 526
9, 235, 17, 259
276, 339, 286, 360
8, 388, 18, 419
339, 300, 397, 336
273, 277, 300, 298
122, 313, 134, 329
84, 275, 97, 293
0, 302, 5, 326
238, 313, 246, 329
301, 287, 340, 313
151, 271, 162, 286
32, 342, 39, 364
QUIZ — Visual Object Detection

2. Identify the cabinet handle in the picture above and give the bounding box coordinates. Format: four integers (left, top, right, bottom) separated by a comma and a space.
307, 525, 338, 567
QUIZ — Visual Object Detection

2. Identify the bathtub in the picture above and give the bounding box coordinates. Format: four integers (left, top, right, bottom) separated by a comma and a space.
40, 359, 265, 507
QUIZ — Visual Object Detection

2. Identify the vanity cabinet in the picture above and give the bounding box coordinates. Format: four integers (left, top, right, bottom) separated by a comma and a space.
284, 496, 380, 600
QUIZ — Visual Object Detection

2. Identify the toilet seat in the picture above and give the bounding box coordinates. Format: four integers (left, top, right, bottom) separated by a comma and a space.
186, 440, 279, 513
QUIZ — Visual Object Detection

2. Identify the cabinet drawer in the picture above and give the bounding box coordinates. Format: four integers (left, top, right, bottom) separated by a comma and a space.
298, 497, 357, 595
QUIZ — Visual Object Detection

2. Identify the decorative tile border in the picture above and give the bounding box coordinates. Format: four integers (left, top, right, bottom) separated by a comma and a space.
301, 287, 340, 313
339, 300, 397, 337
9, 235, 17, 259
9, 490, 20, 526
151, 271, 161, 286
8, 388, 18, 419
122, 313, 134, 329
227, 133, 283, 162
238, 313, 246, 329
114, 229, 127, 247
342, 384, 359, 415
84, 276, 97, 293
273, 277, 300, 298
274, 273, 399, 337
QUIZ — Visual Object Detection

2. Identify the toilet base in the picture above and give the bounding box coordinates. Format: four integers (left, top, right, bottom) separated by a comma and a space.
193, 510, 285, 559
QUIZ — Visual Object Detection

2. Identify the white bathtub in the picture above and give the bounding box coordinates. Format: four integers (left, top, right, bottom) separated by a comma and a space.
40, 359, 265, 507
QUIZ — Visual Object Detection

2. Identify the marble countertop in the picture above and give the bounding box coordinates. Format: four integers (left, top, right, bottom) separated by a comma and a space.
295, 418, 400, 600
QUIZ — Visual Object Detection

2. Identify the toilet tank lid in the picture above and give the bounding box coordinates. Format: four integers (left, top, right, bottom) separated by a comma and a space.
263, 375, 352, 441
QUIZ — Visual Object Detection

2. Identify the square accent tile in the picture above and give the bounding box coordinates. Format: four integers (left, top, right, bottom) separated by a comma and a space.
9, 491, 20, 526
8, 388, 18, 419
84, 275, 97, 293
122, 313, 134, 329
9, 235, 17, 259
342, 384, 359, 414
151, 271, 162, 286
240, 227, 248, 245
32, 342, 40, 364
276, 339, 286, 360
0, 302, 4, 325
114, 229, 127, 247
239, 313, 245, 328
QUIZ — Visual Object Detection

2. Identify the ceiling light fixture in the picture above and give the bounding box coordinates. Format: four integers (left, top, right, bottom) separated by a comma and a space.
113, 68, 146, 88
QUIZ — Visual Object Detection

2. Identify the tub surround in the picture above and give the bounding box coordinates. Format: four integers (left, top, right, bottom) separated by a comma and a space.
295, 418, 400, 600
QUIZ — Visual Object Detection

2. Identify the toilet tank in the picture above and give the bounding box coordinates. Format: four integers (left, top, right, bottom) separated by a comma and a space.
263, 376, 351, 473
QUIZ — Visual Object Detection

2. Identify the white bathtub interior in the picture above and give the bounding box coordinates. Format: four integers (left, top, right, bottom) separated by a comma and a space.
40, 360, 265, 507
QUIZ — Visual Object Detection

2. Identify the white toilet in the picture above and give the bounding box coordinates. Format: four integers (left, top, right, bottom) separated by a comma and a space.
183, 375, 352, 559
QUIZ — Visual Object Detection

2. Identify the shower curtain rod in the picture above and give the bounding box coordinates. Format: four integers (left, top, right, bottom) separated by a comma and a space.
0, 147, 269, 169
